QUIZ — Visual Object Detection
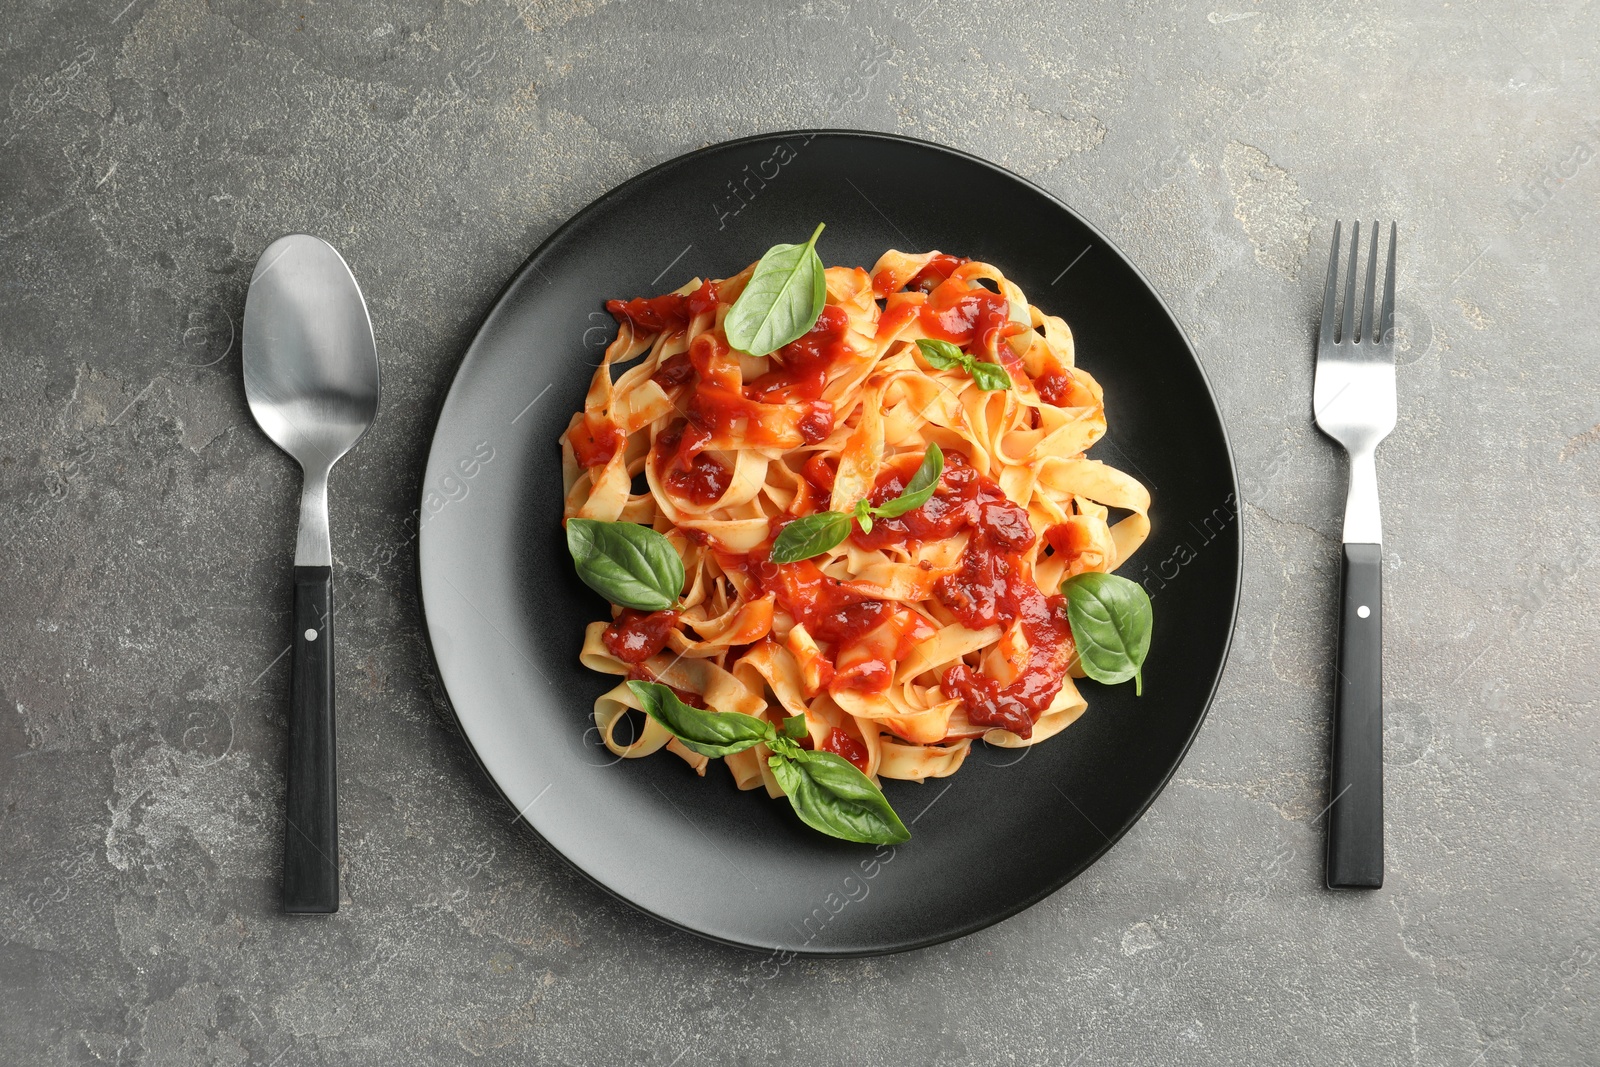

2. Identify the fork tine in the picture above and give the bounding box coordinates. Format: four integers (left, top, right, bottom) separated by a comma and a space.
1378, 222, 1397, 345
1340, 221, 1359, 344
1320, 220, 1342, 346
1360, 219, 1378, 343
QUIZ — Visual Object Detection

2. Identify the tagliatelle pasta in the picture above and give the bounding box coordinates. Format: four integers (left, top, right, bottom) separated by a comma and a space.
561, 248, 1150, 797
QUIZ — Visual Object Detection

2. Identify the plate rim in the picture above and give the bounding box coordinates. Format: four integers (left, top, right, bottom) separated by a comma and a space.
415, 127, 1243, 956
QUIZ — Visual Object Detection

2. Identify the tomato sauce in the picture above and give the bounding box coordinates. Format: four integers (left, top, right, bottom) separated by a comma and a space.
666, 450, 732, 505
1033, 368, 1094, 407
1044, 520, 1092, 561
603, 609, 679, 663
918, 277, 1021, 352
802, 453, 837, 493
821, 726, 870, 771
907, 254, 969, 293
926, 464, 1073, 737
607, 293, 690, 334
747, 547, 930, 695
743, 304, 850, 403
606, 280, 719, 336
849, 451, 1024, 553
871, 254, 970, 297
942, 590, 1075, 739
569, 416, 621, 468
741, 305, 846, 445
651, 352, 695, 389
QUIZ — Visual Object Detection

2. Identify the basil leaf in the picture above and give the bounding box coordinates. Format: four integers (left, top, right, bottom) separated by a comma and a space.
873, 443, 944, 518
768, 750, 910, 845
768, 733, 803, 760
770, 511, 852, 564
914, 337, 965, 370
724, 223, 828, 356
566, 519, 685, 611
627, 680, 775, 757
914, 338, 1011, 392
780, 714, 808, 740
851, 498, 874, 535
967, 359, 1013, 391
1061, 571, 1153, 695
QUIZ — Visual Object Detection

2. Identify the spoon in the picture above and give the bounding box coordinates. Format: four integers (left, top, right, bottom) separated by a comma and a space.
243, 234, 380, 914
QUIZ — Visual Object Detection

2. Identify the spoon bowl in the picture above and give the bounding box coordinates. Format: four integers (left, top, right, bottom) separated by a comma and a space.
244, 235, 379, 563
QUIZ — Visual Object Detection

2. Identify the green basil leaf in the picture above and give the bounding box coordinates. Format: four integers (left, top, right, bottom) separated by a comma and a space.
872, 443, 944, 518
627, 680, 775, 757
1061, 571, 1153, 695
967, 359, 1013, 391
914, 338, 965, 370
768, 733, 803, 760
724, 223, 828, 356
770, 511, 852, 564
851, 498, 874, 535
780, 714, 808, 740
767, 750, 911, 845
566, 518, 685, 611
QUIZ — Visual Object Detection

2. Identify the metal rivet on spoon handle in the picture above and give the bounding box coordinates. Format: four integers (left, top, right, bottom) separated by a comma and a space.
243, 235, 380, 914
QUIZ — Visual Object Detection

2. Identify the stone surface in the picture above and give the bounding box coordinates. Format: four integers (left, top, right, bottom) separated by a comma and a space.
2, 1, 1597, 1064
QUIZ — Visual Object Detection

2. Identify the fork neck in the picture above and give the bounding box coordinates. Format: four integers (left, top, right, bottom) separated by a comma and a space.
295, 465, 333, 567
1342, 447, 1382, 545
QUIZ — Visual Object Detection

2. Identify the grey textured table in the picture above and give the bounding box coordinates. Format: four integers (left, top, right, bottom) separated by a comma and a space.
3, 2, 1597, 1065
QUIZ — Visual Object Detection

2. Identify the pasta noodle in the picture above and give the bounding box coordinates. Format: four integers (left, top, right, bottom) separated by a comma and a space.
562, 248, 1151, 794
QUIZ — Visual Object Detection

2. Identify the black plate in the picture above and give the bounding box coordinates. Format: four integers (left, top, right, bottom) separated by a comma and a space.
418, 130, 1240, 956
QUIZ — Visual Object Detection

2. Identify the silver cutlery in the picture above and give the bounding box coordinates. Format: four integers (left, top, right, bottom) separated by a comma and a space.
1313, 220, 1397, 889
243, 235, 380, 913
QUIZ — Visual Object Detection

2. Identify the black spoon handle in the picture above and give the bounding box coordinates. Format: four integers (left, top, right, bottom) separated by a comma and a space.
1326, 543, 1384, 889
284, 564, 339, 912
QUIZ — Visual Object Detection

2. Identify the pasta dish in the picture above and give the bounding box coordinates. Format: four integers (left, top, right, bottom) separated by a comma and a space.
560, 228, 1152, 843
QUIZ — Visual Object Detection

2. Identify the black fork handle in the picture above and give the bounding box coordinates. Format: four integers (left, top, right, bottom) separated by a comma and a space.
1326, 543, 1383, 889
284, 564, 339, 912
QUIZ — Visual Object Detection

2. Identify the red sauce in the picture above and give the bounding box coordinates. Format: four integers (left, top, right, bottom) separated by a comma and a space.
850, 451, 1022, 552
754, 551, 892, 646
942, 590, 1075, 739
743, 304, 851, 403
802, 453, 837, 493
1034, 368, 1093, 407
871, 254, 970, 297
606, 280, 718, 336
651, 353, 695, 389
935, 491, 1069, 738
688, 279, 720, 316
797, 403, 834, 443
680, 333, 792, 454
919, 277, 1020, 352
603, 609, 679, 663
570, 416, 621, 468
937, 537, 1030, 630
607, 293, 690, 334
665, 452, 732, 505
747, 548, 930, 694
874, 294, 924, 340
1044, 521, 1093, 560
821, 726, 870, 772
907, 254, 969, 293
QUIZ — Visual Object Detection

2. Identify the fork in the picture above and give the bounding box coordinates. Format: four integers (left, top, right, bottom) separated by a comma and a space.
1314, 220, 1397, 890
